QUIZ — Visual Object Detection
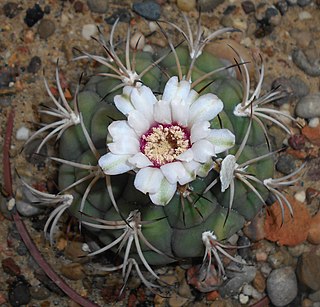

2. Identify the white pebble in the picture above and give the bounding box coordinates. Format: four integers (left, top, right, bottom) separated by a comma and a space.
294, 190, 306, 203
299, 11, 312, 20
149, 21, 158, 32
143, 44, 154, 53
130, 31, 145, 50
308, 117, 319, 128
228, 233, 239, 245
239, 293, 249, 304
82, 24, 97, 40
16, 126, 30, 140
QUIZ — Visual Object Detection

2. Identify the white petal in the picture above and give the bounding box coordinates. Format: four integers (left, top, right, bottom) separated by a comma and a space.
160, 161, 189, 185
98, 153, 133, 175
149, 178, 177, 206
108, 121, 137, 142
153, 100, 172, 124
171, 98, 189, 126
197, 159, 214, 177
134, 167, 163, 194
114, 92, 134, 116
131, 86, 157, 122
128, 152, 153, 168
188, 93, 223, 126
220, 155, 237, 192
185, 89, 199, 106
175, 80, 191, 101
192, 139, 215, 163
176, 148, 193, 162
190, 121, 210, 144
108, 137, 140, 154
127, 110, 151, 136
162, 76, 178, 102
183, 160, 201, 180
207, 129, 235, 154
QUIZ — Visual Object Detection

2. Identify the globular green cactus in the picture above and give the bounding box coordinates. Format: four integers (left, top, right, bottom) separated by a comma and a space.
24, 16, 302, 292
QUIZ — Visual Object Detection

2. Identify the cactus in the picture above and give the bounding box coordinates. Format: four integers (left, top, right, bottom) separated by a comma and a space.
24, 15, 303, 293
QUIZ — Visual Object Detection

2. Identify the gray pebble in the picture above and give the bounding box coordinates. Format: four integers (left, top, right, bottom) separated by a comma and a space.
286, 0, 298, 5
241, 1, 255, 14
275, 0, 288, 15
220, 264, 257, 297
16, 185, 44, 217
30, 285, 51, 300
8, 276, 31, 307
309, 289, 320, 302
27, 56, 42, 74
3, 2, 20, 18
297, 0, 312, 6
198, 0, 225, 11
295, 93, 320, 119
37, 19, 55, 39
87, 0, 108, 13
267, 267, 298, 306
132, 1, 161, 21
276, 154, 296, 175
292, 49, 320, 77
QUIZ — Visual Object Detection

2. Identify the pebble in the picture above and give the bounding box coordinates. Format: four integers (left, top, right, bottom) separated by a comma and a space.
2, 257, 21, 276
16, 126, 30, 140
275, 0, 288, 15
132, 1, 161, 21
82, 24, 98, 40
268, 249, 294, 269
243, 213, 265, 242
37, 19, 56, 39
309, 118, 320, 128
288, 134, 306, 150
276, 154, 296, 175
239, 293, 249, 304
130, 31, 145, 50
24, 4, 44, 27
253, 270, 266, 293
8, 276, 31, 307
23, 138, 47, 166
307, 211, 320, 244
297, 252, 320, 291
255, 251, 268, 262
104, 8, 131, 24
87, 0, 108, 13
73, 1, 84, 13
197, 0, 225, 11
241, 1, 255, 14
296, 93, 320, 119
168, 293, 189, 307
29, 285, 51, 300
292, 49, 320, 77
298, 0, 312, 7
299, 11, 312, 20
27, 56, 42, 73
220, 264, 257, 297
60, 263, 86, 280
177, 0, 196, 12
242, 284, 262, 299
294, 190, 306, 203
267, 267, 298, 306
237, 236, 251, 260
3, 2, 20, 18
309, 290, 320, 302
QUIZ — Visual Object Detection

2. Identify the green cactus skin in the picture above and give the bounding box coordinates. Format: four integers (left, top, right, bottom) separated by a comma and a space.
57, 45, 273, 265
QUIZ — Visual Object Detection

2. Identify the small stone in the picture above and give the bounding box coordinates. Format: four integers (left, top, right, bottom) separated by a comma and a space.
3, 2, 20, 18
265, 6, 281, 26
73, 1, 84, 13
309, 289, 320, 302
243, 213, 265, 242
37, 19, 55, 39
306, 187, 320, 203
239, 293, 249, 304
299, 11, 312, 20
309, 118, 320, 128
307, 211, 320, 244
302, 298, 314, 307
43, 5, 51, 14
237, 236, 251, 261
177, 0, 196, 12
132, 1, 161, 21
16, 126, 30, 140
297, 0, 312, 6
292, 49, 320, 77
104, 9, 131, 24
276, 154, 296, 175
255, 251, 268, 262
130, 31, 145, 50
275, 0, 288, 15
87, 0, 108, 13
82, 24, 97, 40
8, 276, 31, 307
197, 0, 225, 11
267, 267, 298, 306
178, 279, 193, 299
168, 293, 189, 307
2, 257, 21, 276
253, 270, 266, 293
294, 190, 306, 203
302, 125, 320, 146
296, 93, 320, 119
288, 134, 305, 150
60, 263, 86, 280
268, 249, 294, 269
24, 4, 44, 27
241, 1, 255, 14
297, 252, 320, 291
29, 285, 51, 300
27, 56, 42, 73
64, 241, 88, 259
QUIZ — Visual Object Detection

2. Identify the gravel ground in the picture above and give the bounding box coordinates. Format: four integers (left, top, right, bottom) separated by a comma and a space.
1, 0, 320, 306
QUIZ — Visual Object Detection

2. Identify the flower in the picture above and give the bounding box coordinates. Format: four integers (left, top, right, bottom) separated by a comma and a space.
98, 76, 235, 205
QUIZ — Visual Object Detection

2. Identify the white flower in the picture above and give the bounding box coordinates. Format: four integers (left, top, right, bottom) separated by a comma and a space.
98, 76, 235, 206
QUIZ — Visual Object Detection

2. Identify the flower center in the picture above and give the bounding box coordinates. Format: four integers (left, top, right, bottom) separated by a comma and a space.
140, 124, 190, 167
